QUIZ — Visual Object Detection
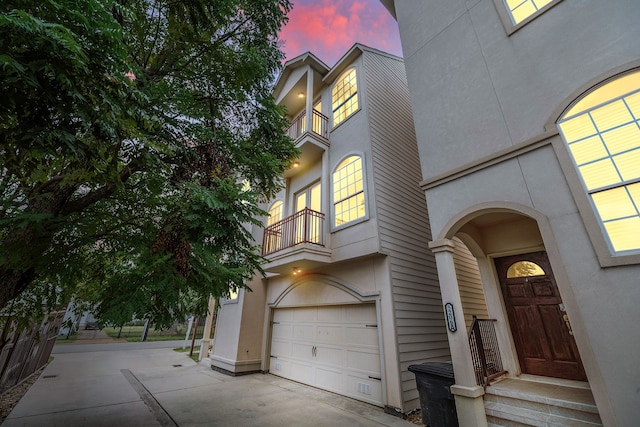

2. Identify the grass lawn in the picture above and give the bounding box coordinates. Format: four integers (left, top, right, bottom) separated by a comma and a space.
174, 346, 201, 362
103, 326, 186, 342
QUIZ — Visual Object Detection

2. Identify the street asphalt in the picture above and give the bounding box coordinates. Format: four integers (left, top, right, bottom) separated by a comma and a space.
4, 340, 415, 426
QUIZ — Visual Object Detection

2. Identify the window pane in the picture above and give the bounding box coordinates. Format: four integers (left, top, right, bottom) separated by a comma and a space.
568, 136, 608, 165
601, 123, 640, 155
559, 114, 597, 143
590, 100, 634, 132
628, 182, 640, 208
565, 72, 640, 117
511, 2, 537, 24
603, 217, 640, 252
592, 187, 637, 221
579, 159, 620, 190
626, 91, 640, 117
506, 261, 546, 278
613, 149, 640, 182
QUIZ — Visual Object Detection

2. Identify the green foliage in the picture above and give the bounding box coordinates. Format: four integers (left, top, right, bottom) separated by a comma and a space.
0, 0, 296, 328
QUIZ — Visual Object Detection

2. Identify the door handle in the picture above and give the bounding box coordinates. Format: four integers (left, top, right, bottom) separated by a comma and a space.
311, 346, 316, 357
562, 314, 574, 336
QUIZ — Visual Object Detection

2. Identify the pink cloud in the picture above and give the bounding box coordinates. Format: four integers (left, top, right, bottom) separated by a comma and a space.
279, 0, 402, 66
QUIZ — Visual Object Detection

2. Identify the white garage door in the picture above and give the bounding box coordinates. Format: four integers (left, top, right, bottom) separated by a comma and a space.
269, 304, 382, 406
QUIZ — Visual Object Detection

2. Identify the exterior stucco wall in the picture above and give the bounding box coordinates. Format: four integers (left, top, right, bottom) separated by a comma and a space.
392, 1, 640, 424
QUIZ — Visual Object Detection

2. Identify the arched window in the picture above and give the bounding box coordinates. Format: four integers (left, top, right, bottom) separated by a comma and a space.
557, 70, 640, 254
333, 155, 366, 227
332, 68, 358, 126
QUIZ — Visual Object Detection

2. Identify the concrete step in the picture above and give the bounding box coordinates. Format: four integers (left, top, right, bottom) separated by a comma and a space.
484, 377, 602, 427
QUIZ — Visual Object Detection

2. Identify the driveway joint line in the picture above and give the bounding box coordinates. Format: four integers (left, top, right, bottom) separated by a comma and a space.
121, 369, 178, 427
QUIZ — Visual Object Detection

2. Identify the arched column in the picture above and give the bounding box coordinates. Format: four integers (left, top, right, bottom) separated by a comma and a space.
429, 238, 487, 427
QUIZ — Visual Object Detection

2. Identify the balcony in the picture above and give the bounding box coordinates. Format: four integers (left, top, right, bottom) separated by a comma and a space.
283, 110, 329, 179
261, 208, 331, 274
286, 109, 329, 141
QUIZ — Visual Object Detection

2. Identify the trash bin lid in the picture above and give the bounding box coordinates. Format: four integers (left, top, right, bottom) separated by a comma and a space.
408, 362, 455, 379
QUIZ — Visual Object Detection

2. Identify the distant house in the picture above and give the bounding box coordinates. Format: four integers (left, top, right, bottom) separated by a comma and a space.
209, 44, 479, 413
381, 1, 640, 425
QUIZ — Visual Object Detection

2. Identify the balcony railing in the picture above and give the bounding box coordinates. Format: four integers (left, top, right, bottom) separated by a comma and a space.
262, 208, 325, 256
286, 109, 329, 140
468, 316, 507, 389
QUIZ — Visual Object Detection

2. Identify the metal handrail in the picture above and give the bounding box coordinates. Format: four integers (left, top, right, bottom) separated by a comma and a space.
468, 316, 507, 388
262, 208, 325, 256
285, 109, 329, 140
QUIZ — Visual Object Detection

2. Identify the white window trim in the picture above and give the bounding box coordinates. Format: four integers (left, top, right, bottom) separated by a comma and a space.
331, 153, 369, 231
493, 0, 564, 35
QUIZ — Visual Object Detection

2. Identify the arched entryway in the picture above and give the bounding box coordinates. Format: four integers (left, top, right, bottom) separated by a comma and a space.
433, 204, 590, 385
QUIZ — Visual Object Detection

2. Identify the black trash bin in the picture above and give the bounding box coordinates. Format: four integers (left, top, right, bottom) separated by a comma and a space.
408, 362, 459, 427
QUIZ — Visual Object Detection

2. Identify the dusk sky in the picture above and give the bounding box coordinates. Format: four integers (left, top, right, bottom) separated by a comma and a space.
279, 0, 403, 67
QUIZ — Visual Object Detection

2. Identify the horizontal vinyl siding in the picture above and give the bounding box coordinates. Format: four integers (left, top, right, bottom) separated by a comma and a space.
363, 51, 449, 411
452, 236, 488, 329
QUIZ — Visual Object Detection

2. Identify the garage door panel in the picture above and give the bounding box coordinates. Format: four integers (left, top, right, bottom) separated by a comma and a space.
270, 339, 292, 357
270, 357, 291, 377
273, 308, 293, 322
315, 345, 344, 368
271, 324, 292, 340
291, 342, 314, 361
293, 324, 314, 341
317, 305, 345, 322
290, 361, 314, 384
347, 374, 383, 405
293, 307, 316, 322
316, 325, 345, 345
347, 349, 381, 374
315, 366, 345, 393
346, 326, 378, 347
345, 304, 376, 323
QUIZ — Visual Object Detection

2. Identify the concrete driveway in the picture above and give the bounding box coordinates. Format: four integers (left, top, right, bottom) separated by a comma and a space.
4, 345, 414, 426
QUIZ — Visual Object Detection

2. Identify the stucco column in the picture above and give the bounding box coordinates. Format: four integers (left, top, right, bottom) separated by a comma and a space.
305, 66, 313, 132
429, 239, 487, 427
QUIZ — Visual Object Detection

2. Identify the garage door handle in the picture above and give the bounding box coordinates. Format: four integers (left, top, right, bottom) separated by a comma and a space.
312, 346, 317, 357
368, 376, 381, 381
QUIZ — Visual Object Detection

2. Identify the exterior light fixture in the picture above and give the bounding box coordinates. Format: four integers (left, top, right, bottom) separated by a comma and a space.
292, 267, 301, 275
298, 92, 305, 98
292, 161, 300, 168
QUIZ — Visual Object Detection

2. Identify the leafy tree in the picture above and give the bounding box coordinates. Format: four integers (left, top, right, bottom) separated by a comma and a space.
0, 0, 296, 327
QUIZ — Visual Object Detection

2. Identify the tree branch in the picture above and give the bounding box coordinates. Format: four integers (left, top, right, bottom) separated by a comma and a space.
60, 159, 144, 216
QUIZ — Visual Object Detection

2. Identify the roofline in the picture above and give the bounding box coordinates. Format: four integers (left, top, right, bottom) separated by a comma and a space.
273, 52, 330, 99
379, 0, 396, 19
323, 43, 403, 84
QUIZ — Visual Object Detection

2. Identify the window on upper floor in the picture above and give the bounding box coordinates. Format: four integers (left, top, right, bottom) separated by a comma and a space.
494, 0, 563, 33
333, 155, 366, 228
268, 201, 283, 226
557, 70, 640, 255
332, 69, 358, 127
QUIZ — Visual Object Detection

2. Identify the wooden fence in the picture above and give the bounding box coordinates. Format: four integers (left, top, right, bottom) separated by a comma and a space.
0, 310, 65, 392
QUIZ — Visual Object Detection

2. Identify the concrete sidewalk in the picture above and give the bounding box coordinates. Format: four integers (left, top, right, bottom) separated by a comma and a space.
3, 346, 415, 427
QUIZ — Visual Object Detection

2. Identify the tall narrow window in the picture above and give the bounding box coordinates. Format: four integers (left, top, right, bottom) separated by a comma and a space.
333, 156, 365, 227
557, 70, 640, 254
264, 201, 283, 253
268, 201, 283, 226
332, 69, 358, 126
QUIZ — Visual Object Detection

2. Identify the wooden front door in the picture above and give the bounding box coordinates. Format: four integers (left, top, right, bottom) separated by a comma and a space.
495, 252, 587, 381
